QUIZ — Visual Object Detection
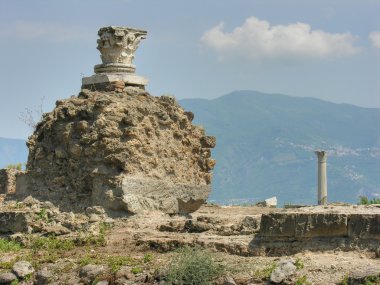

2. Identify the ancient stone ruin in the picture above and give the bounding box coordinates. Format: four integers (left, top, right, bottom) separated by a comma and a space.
5, 26, 216, 215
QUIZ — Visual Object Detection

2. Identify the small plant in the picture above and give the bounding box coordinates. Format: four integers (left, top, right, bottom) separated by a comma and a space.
10, 280, 19, 285
36, 208, 49, 222
254, 262, 276, 279
78, 254, 137, 273
131, 267, 143, 274
363, 275, 380, 285
295, 275, 311, 285
165, 246, 224, 285
295, 258, 304, 269
339, 275, 349, 285
359, 196, 380, 205
107, 256, 135, 273
143, 253, 153, 263
5, 163, 23, 171
19, 97, 45, 130
75, 233, 106, 247
0, 238, 22, 252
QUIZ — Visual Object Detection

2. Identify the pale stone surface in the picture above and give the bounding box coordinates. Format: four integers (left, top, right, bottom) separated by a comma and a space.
315, 150, 327, 205
0, 272, 17, 283
270, 259, 296, 283
95, 26, 147, 74
82, 73, 148, 87
12, 260, 35, 278
264, 196, 277, 207
79, 264, 107, 283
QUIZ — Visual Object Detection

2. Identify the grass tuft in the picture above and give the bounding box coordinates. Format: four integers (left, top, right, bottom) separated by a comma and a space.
165, 246, 224, 285
0, 238, 23, 252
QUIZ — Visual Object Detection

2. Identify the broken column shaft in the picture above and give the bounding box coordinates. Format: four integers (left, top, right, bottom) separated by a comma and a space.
315, 150, 327, 205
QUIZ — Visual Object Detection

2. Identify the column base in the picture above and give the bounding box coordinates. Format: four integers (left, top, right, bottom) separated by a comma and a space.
81, 73, 148, 91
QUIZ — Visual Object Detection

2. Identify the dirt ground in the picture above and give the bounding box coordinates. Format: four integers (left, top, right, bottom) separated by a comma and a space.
1, 203, 380, 284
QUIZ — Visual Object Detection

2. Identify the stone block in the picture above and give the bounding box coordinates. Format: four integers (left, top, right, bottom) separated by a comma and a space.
348, 214, 380, 240
0, 211, 31, 233
259, 213, 296, 237
15, 172, 30, 198
82, 73, 148, 88
295, 213, 348, 238
0, 168, 19, 194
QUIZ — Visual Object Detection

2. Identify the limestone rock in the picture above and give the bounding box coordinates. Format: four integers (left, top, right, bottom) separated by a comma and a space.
344, 267, 380, 285
36, 267, 53, 285
270, 259, 296, 284
224, 276, 237, 285
0, 272, 17, 284
23, 89, 215, 214
79, 264, 107, 283
12, 260, 35, 278
264, 196, 277, 207
256, 197, 277, 207
0, 211, 31, 233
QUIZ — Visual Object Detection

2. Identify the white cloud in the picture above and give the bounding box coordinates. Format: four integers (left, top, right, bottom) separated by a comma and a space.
369, 31, 380, 49
201, 17, 360, 63
0, 21, 89, 42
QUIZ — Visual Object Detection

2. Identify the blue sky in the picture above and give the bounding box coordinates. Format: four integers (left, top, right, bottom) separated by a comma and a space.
0, 0, 379, 139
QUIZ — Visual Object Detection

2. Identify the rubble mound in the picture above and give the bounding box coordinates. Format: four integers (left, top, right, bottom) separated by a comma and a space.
24, 88, 216, 214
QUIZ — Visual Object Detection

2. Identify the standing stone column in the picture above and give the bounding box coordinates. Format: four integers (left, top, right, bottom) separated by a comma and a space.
315, 150, 327, 205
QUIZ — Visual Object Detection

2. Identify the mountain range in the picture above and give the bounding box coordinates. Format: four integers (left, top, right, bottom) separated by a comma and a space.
1, 90, 379, 206
180, 90, 380, 206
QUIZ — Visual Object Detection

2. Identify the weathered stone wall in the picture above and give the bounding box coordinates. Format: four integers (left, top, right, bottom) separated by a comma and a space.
259, 212, 380, 240
253, 210, 380, 255
23, 88, 216, 214
0, 169, 19, 194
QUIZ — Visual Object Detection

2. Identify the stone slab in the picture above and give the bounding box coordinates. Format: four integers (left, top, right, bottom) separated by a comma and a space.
259, 213, 296, 237
92, 176, 210, 215
82, 73, 148, 87
0, 211, 30, 233
348, 214, 380, 240
295, 213, 348, 238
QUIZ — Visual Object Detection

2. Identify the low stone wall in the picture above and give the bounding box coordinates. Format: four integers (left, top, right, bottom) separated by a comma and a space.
253, 212, 380, 255
259, 212, 380, 240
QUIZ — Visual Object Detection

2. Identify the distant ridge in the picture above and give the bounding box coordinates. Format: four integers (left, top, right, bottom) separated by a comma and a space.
180, 90, 380, 205
1, 91, 379, 206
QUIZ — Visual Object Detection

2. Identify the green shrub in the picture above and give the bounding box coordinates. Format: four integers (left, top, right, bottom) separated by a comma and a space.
254, 262, 276, 279
358, 196, 380, 205
165, 246, 224, 285
5, 163, 23, 171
